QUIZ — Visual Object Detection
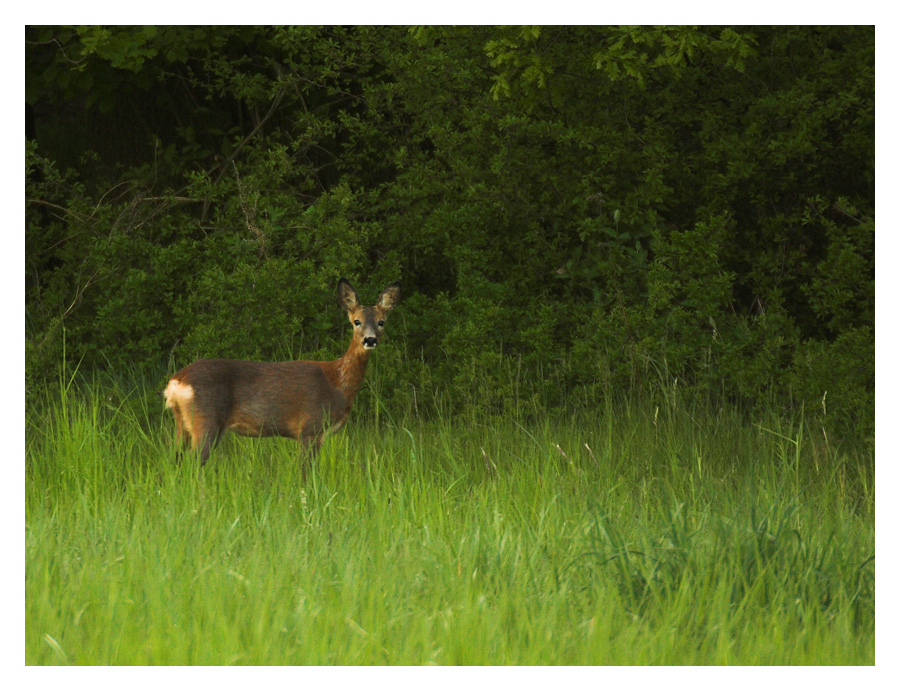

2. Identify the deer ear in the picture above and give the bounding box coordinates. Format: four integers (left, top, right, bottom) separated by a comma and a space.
377, 282, 401, 312
337, 278, 360, 311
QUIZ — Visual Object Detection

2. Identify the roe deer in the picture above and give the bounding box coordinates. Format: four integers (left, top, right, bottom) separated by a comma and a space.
163, 278, 400, 477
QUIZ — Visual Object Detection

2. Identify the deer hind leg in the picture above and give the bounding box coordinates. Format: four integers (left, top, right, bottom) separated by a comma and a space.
165, 379, 224, 470
175, 412, 190, 448
172, 408, 219, 467
171, 405, 193, 464
165, 380, 195, 463
190, 413, 222, 467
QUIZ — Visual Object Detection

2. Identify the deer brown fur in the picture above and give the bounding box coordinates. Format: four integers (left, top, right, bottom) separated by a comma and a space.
163, 278, 400, 477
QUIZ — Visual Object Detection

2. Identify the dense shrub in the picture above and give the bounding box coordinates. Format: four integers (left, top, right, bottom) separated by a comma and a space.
26, 26, 874, 440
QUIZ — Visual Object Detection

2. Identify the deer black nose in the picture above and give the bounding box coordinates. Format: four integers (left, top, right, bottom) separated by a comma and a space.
362, 336, 378, 349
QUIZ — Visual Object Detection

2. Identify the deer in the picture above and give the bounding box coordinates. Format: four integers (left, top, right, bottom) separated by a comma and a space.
163, 278, 400, 478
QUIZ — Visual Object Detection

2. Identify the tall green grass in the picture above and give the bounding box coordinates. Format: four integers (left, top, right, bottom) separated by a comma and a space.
25, 369, 874, 665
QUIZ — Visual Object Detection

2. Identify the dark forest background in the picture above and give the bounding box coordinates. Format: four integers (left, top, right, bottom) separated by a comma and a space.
25, 26, 874, 438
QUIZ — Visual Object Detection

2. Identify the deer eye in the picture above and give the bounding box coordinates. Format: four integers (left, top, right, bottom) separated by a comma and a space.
377, 321, 385, 327
353, 320, 361, 326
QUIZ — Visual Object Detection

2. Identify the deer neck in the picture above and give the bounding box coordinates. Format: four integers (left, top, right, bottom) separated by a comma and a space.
336, 340, 371, 404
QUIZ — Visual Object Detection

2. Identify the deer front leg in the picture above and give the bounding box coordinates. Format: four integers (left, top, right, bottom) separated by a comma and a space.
299, 422, 324, 482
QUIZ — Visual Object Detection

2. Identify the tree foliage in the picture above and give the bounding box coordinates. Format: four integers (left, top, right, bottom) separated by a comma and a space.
25, 25, 874, 438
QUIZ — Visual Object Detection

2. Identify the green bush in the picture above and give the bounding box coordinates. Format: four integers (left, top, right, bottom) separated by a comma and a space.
26, 26, 874, 440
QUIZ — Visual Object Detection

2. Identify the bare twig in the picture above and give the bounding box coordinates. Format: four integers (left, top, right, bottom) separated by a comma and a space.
233, 162, 267, 258
200, 88, 286, 223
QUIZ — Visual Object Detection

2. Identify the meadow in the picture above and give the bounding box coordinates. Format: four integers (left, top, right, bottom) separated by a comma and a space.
25, 370, 874, 665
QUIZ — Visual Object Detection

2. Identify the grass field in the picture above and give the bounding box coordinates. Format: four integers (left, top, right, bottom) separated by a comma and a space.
25, 371, 874, 665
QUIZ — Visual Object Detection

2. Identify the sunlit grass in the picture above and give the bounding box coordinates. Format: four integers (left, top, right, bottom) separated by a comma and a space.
25, 371, 874, 664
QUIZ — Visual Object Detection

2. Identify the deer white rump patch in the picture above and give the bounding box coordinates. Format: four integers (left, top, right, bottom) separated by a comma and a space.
164, 379, 196, 435
164, 378, 194, 408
